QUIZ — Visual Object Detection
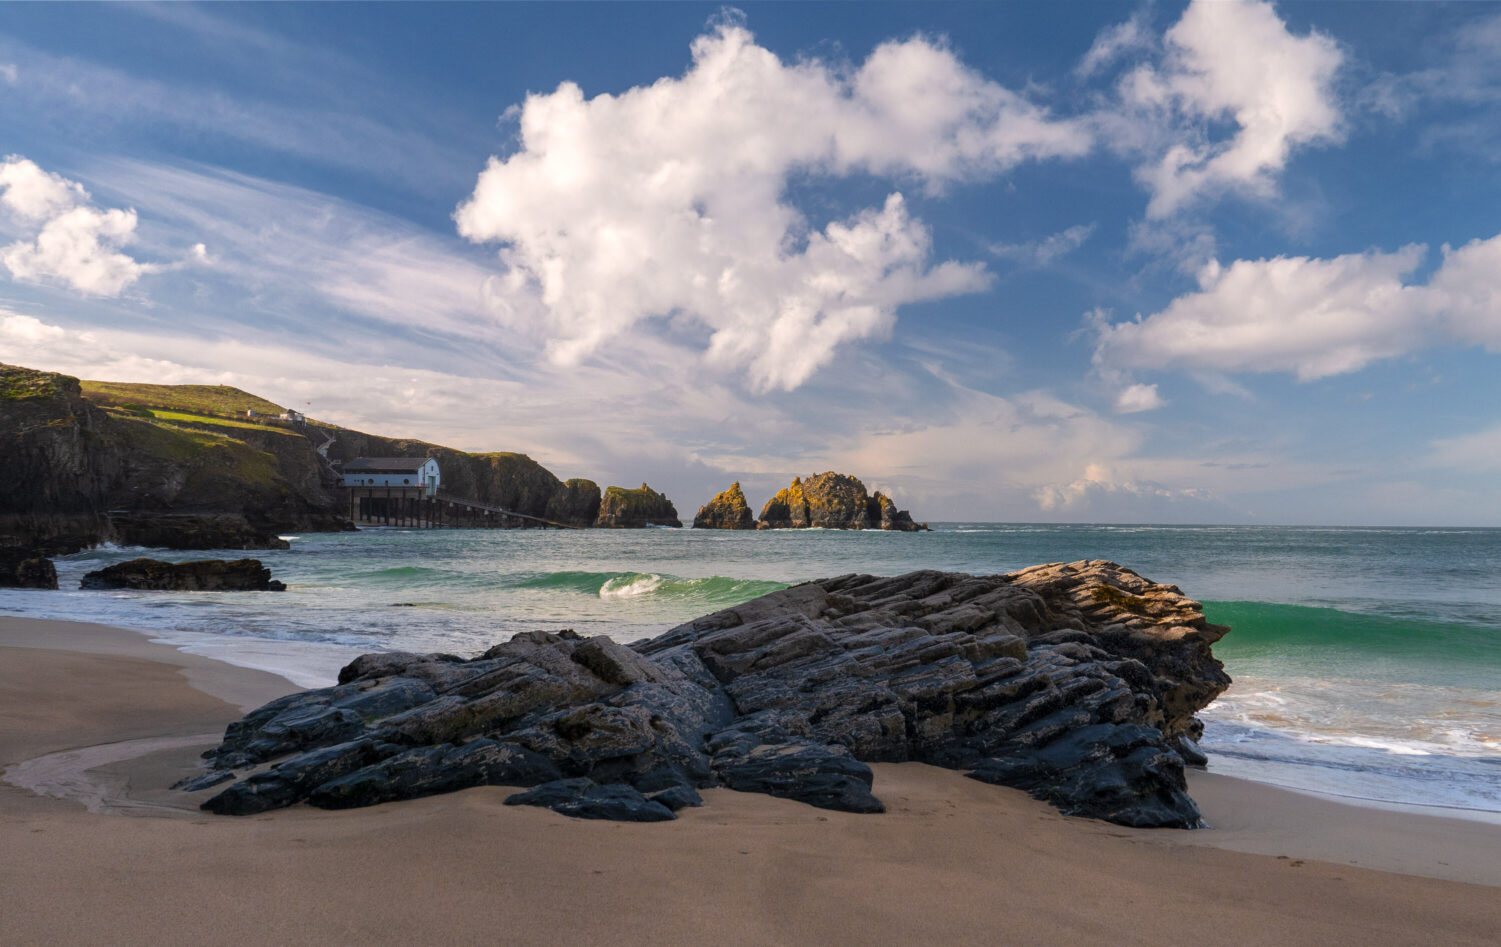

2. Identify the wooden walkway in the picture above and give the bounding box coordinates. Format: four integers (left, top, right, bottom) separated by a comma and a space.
433, 493, 584, 530
345, 486, 584, 530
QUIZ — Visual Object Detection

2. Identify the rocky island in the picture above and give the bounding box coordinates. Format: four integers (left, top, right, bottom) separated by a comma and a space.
195, 561, 1230, 828
593, 483, 682, 528
755, 472, 925, 531
692, 482, 755, 530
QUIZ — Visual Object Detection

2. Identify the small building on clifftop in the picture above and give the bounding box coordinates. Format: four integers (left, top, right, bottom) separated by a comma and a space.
341, 457, 440, 495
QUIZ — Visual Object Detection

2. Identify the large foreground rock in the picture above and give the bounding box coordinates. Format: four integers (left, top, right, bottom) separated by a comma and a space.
197, 562, 1229, 827
81, 557, 287, 591
757, 472, 925, 531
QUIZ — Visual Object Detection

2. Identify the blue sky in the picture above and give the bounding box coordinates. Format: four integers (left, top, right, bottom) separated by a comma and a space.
2, 1, 1500, 525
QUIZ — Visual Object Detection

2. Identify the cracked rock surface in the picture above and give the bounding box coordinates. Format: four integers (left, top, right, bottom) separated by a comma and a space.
198, 562, 1230, 827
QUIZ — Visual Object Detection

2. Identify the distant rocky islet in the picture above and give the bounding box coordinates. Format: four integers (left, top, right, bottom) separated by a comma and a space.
693, 473, 925, 532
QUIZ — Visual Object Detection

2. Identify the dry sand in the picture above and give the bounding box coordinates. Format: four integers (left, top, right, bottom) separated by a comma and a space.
2, 615, 1498, 946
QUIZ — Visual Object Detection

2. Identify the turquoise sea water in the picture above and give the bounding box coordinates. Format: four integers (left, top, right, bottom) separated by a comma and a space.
4, 524, 1498, 816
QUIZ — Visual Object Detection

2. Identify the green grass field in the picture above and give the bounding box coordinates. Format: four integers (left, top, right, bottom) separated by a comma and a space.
80, 380, 286, 417
146, 409, 303, 435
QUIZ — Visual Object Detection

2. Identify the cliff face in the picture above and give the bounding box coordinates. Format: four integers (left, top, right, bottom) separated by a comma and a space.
546, 478, 602, 526
594, 483, 681, 528
692, 482, 755, 530
0, 365, 118, 552
0, 364, 336, 552
319, 429, 602, 528
756, 471, 925, 531
1, 360, 666, 549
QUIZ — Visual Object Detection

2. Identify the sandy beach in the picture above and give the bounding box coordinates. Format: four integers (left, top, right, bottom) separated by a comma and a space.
2, 616, 1498, 946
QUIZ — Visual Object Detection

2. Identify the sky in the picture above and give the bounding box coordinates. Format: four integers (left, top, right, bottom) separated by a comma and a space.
2, 1, 1500, 525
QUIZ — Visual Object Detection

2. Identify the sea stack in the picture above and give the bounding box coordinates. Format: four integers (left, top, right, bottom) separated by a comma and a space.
593, 483, 681, 528
692, 482, 755, 530
756, 471, 925, 531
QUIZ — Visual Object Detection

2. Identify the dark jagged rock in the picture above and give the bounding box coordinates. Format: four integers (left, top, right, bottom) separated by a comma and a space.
80, 558, 288, 592
692, 482, 755, 530
0, 546, 57, 589
594, 483, 681, 528
756, 472, 926, 531
198, 562, 1230, 828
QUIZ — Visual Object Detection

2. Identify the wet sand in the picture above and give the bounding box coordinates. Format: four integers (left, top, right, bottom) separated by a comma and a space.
3, 615, 1498, 946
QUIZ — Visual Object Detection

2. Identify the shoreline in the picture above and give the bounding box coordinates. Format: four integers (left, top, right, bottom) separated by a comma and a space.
3, 617, 1500, 945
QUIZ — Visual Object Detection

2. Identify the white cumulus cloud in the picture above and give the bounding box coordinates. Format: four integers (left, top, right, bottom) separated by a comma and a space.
1113, 382, 1165, 414
1098, 0, 1344, 217
455, 20, 1090, 391
0, 156, 159, 297
1093, 231, 1501, 381
0, 156, 86, 221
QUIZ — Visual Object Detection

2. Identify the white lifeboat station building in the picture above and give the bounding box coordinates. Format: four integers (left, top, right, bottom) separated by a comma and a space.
341, 457, 441, 526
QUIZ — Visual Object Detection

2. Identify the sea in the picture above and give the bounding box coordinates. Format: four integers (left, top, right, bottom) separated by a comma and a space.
4, 524, 1498, 821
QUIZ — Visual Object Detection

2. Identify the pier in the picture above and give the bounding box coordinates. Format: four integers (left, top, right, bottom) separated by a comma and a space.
345, 486, 582, 530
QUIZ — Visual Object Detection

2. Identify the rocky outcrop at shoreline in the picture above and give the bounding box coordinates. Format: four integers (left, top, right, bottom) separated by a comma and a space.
594, 484, 681, 528
0, 546, 57, 589
756, 472, 926, 531
196, 561, 1230, 828
81, 558, 287, 592
692, 482, 755, 530
106, 514, 294, 551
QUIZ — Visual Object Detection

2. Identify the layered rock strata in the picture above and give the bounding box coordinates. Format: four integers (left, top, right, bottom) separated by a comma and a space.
197, 562, 1229, 828
692, 482, 755, 530
594, 484, 681, 528
81, 558, 287, 592
756, 472, 925, 531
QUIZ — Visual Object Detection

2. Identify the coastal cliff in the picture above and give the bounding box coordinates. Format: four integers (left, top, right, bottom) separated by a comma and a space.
692, 482, 755, 530
756, 472, 925, 531
0, 362, 638, 549
0, 364, 339, 553
320, 427, 604, 528
594, 483, 681, 528
195, 561, 1230, 828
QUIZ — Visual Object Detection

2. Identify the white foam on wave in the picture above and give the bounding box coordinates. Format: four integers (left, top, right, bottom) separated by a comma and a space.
598, 573, 665, 598
145, 627, 358, 689
1202, 674, 1500, 759
1201, 673, 1501, 816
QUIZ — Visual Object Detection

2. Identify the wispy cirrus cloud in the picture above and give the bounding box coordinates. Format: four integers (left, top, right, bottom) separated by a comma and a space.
0, 27, 468, 197
989, 223, 1097, 267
